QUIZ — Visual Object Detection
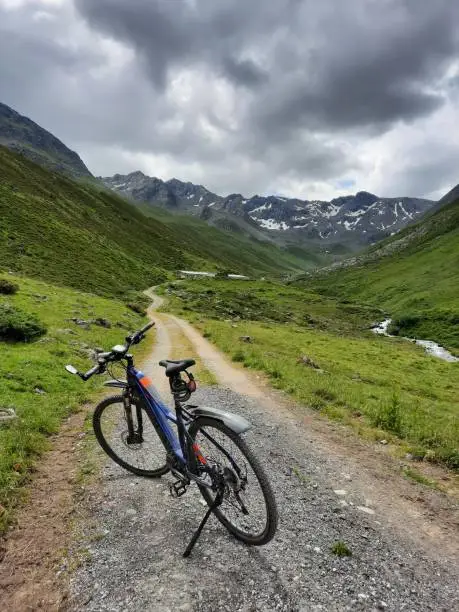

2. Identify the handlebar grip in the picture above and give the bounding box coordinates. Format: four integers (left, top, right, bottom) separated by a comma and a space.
140, 321, 155, 334
81, 363, 102, 381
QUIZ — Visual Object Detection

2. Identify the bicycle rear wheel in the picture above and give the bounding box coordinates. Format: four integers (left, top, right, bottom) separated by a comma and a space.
93, 395, 169, 477
188, 417, 277, 545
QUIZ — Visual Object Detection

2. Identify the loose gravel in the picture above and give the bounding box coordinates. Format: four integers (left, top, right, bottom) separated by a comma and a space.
68, 387, 458, 612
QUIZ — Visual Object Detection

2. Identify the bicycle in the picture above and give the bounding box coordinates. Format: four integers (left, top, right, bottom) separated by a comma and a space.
65, 321, 277, 556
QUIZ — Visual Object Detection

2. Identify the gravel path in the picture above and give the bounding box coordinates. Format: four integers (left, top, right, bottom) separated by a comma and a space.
67, 314, 458, 612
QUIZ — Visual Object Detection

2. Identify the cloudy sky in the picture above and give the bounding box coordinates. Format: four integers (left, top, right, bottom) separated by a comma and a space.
1, 0, 458, 200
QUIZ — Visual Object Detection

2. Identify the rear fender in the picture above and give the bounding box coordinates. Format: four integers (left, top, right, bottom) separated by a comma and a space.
189, 406, 251, 434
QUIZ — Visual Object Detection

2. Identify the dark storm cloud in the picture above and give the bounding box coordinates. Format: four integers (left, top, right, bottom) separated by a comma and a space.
221, 57, 267, 88
75, 0, 459, 133
75, 0, 276, 89
1, 0, 458, 197
256, 0, 459, 136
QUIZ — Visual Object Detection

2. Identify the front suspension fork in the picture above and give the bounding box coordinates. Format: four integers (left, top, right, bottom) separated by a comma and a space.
123, 394, 143, 444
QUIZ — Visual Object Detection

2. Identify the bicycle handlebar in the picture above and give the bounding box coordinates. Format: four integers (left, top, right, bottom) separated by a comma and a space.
66, 320, 155, 382
81, 363, 103, 381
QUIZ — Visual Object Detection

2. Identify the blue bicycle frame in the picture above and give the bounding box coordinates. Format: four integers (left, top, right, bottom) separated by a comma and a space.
132, 367, 187, 464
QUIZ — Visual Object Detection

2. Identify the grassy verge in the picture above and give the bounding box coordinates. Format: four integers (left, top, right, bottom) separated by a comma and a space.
0, 274, 149, 532
163, 279, 458, 472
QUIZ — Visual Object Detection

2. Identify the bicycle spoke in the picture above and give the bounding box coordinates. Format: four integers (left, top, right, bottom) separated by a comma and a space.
98, 402, 166, 472
193, 425, 268, 538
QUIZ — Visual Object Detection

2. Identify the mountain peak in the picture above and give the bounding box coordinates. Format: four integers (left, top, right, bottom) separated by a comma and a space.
0, 101, 92, 178
103, 171, 436, 250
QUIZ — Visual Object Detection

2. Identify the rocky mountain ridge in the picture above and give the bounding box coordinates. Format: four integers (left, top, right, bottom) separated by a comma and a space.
103, 171, 435, 248
0, 101, 92, 178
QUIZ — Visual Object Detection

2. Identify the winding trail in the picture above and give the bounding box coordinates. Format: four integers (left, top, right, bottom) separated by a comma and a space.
67, 292, 459, 611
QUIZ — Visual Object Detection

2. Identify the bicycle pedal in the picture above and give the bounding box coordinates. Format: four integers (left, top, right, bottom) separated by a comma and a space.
170, 480, 187, 498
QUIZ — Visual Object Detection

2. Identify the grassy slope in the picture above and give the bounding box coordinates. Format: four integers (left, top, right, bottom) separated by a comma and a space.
298, 198, 459, 352
138, 204, 322, 273
164, 279, 458, 470
0, 146, 303, 299
0, 274, 148, 531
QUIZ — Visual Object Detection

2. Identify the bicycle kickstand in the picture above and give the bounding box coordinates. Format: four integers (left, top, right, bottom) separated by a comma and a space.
183, 490, 224, 558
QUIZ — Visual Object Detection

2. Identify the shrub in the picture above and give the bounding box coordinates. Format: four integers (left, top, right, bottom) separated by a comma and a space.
314, 388, 337, 402
370, 395, 403, 436
0, 303, 47, 342
0, 278, 19, 295
388, 314, 421, 336
124, 290, 150, 316
331, 541, 352, 557
232, 350, 245, 362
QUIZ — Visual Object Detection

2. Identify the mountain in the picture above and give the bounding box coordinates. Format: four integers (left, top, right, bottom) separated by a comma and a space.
102, 172, 435, 250
426, 183, 459, 215
0, 101, 92, 178
295, 192, 459, 352
0, 145, 313, 298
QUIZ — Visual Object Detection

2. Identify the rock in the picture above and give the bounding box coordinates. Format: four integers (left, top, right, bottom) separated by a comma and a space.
34, 387, 46, 395
297, 355, 320, 369
357, 506, 375, 515
239, 335, 252, 343
0, 408, 17, 422
380, 439, 388, 445
94, 317, 111, 328
70, 318, 91, 329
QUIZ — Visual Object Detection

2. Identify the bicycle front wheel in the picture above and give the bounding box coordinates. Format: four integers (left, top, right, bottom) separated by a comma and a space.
188, 417, 278, 545
93, 395, 169, 477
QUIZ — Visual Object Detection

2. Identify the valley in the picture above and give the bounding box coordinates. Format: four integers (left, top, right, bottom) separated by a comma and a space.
0, 99, 458, 611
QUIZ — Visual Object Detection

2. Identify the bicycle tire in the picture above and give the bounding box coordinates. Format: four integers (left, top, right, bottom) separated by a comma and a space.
93, 395, 169, 477
188, 417, 278, 545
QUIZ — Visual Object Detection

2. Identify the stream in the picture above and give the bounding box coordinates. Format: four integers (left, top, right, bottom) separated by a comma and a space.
372, 319, 458, 362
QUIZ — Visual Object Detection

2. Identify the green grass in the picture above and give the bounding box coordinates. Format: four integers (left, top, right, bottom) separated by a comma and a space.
402, 466, 437, 489
163, 278, 383, 335
0, 274, 149, 532
164, 279, 458, 471
298, 197, 459, 352
331, 541, 352, 557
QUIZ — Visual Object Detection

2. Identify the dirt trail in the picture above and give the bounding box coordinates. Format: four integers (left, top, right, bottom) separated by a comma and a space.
0, 410, 88, 611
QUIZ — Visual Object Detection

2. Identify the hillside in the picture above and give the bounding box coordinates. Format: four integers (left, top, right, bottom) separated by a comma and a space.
0, 102, 92, 178
0, 146, 310, 297
135, 204, 325, 271
296, 196, 459, 351
103, 171, 435, 252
